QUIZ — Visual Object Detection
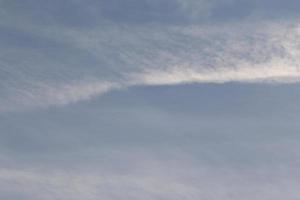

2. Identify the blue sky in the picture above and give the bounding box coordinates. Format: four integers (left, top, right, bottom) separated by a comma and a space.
1, 0, 300, 199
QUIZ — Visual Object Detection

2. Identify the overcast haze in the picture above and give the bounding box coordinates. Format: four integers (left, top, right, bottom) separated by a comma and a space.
1, 0, 300, 199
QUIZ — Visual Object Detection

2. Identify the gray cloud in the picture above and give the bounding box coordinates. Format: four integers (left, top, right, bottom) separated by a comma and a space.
2, 0, 300, 27
1, 1, 300, 199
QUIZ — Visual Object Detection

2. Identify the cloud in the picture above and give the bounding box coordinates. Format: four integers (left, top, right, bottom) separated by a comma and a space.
0, 79, 120, 112
1, 1, 300, 111
1, 20, 300, 111
1, 151, 300, 200
2, 2, 300, 199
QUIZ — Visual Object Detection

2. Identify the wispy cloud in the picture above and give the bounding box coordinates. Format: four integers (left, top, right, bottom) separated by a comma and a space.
1, 153, 300, 200
1, 19, 300, 111
2, 1, 300, 200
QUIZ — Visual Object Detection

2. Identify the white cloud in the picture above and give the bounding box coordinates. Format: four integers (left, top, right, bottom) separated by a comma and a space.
129, 64, 300, 86
0, 79, 120, 112
1, 17, 300, 111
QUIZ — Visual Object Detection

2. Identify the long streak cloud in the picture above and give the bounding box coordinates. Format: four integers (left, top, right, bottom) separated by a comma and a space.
1, 1, 300, 110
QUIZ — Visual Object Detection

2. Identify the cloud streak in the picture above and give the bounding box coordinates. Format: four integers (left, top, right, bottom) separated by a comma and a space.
1, 1, 300, 111
1, 153, 300, 200
1, 20, 300, 111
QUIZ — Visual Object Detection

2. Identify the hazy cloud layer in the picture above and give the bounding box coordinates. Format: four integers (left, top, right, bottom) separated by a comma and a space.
1, 82, 300, 200
0, 0, 300, 111
1, 1, 300, 200
1, 158, 300, 200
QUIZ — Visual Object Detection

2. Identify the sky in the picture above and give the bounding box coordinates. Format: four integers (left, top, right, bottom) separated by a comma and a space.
1, 0, 300, 199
